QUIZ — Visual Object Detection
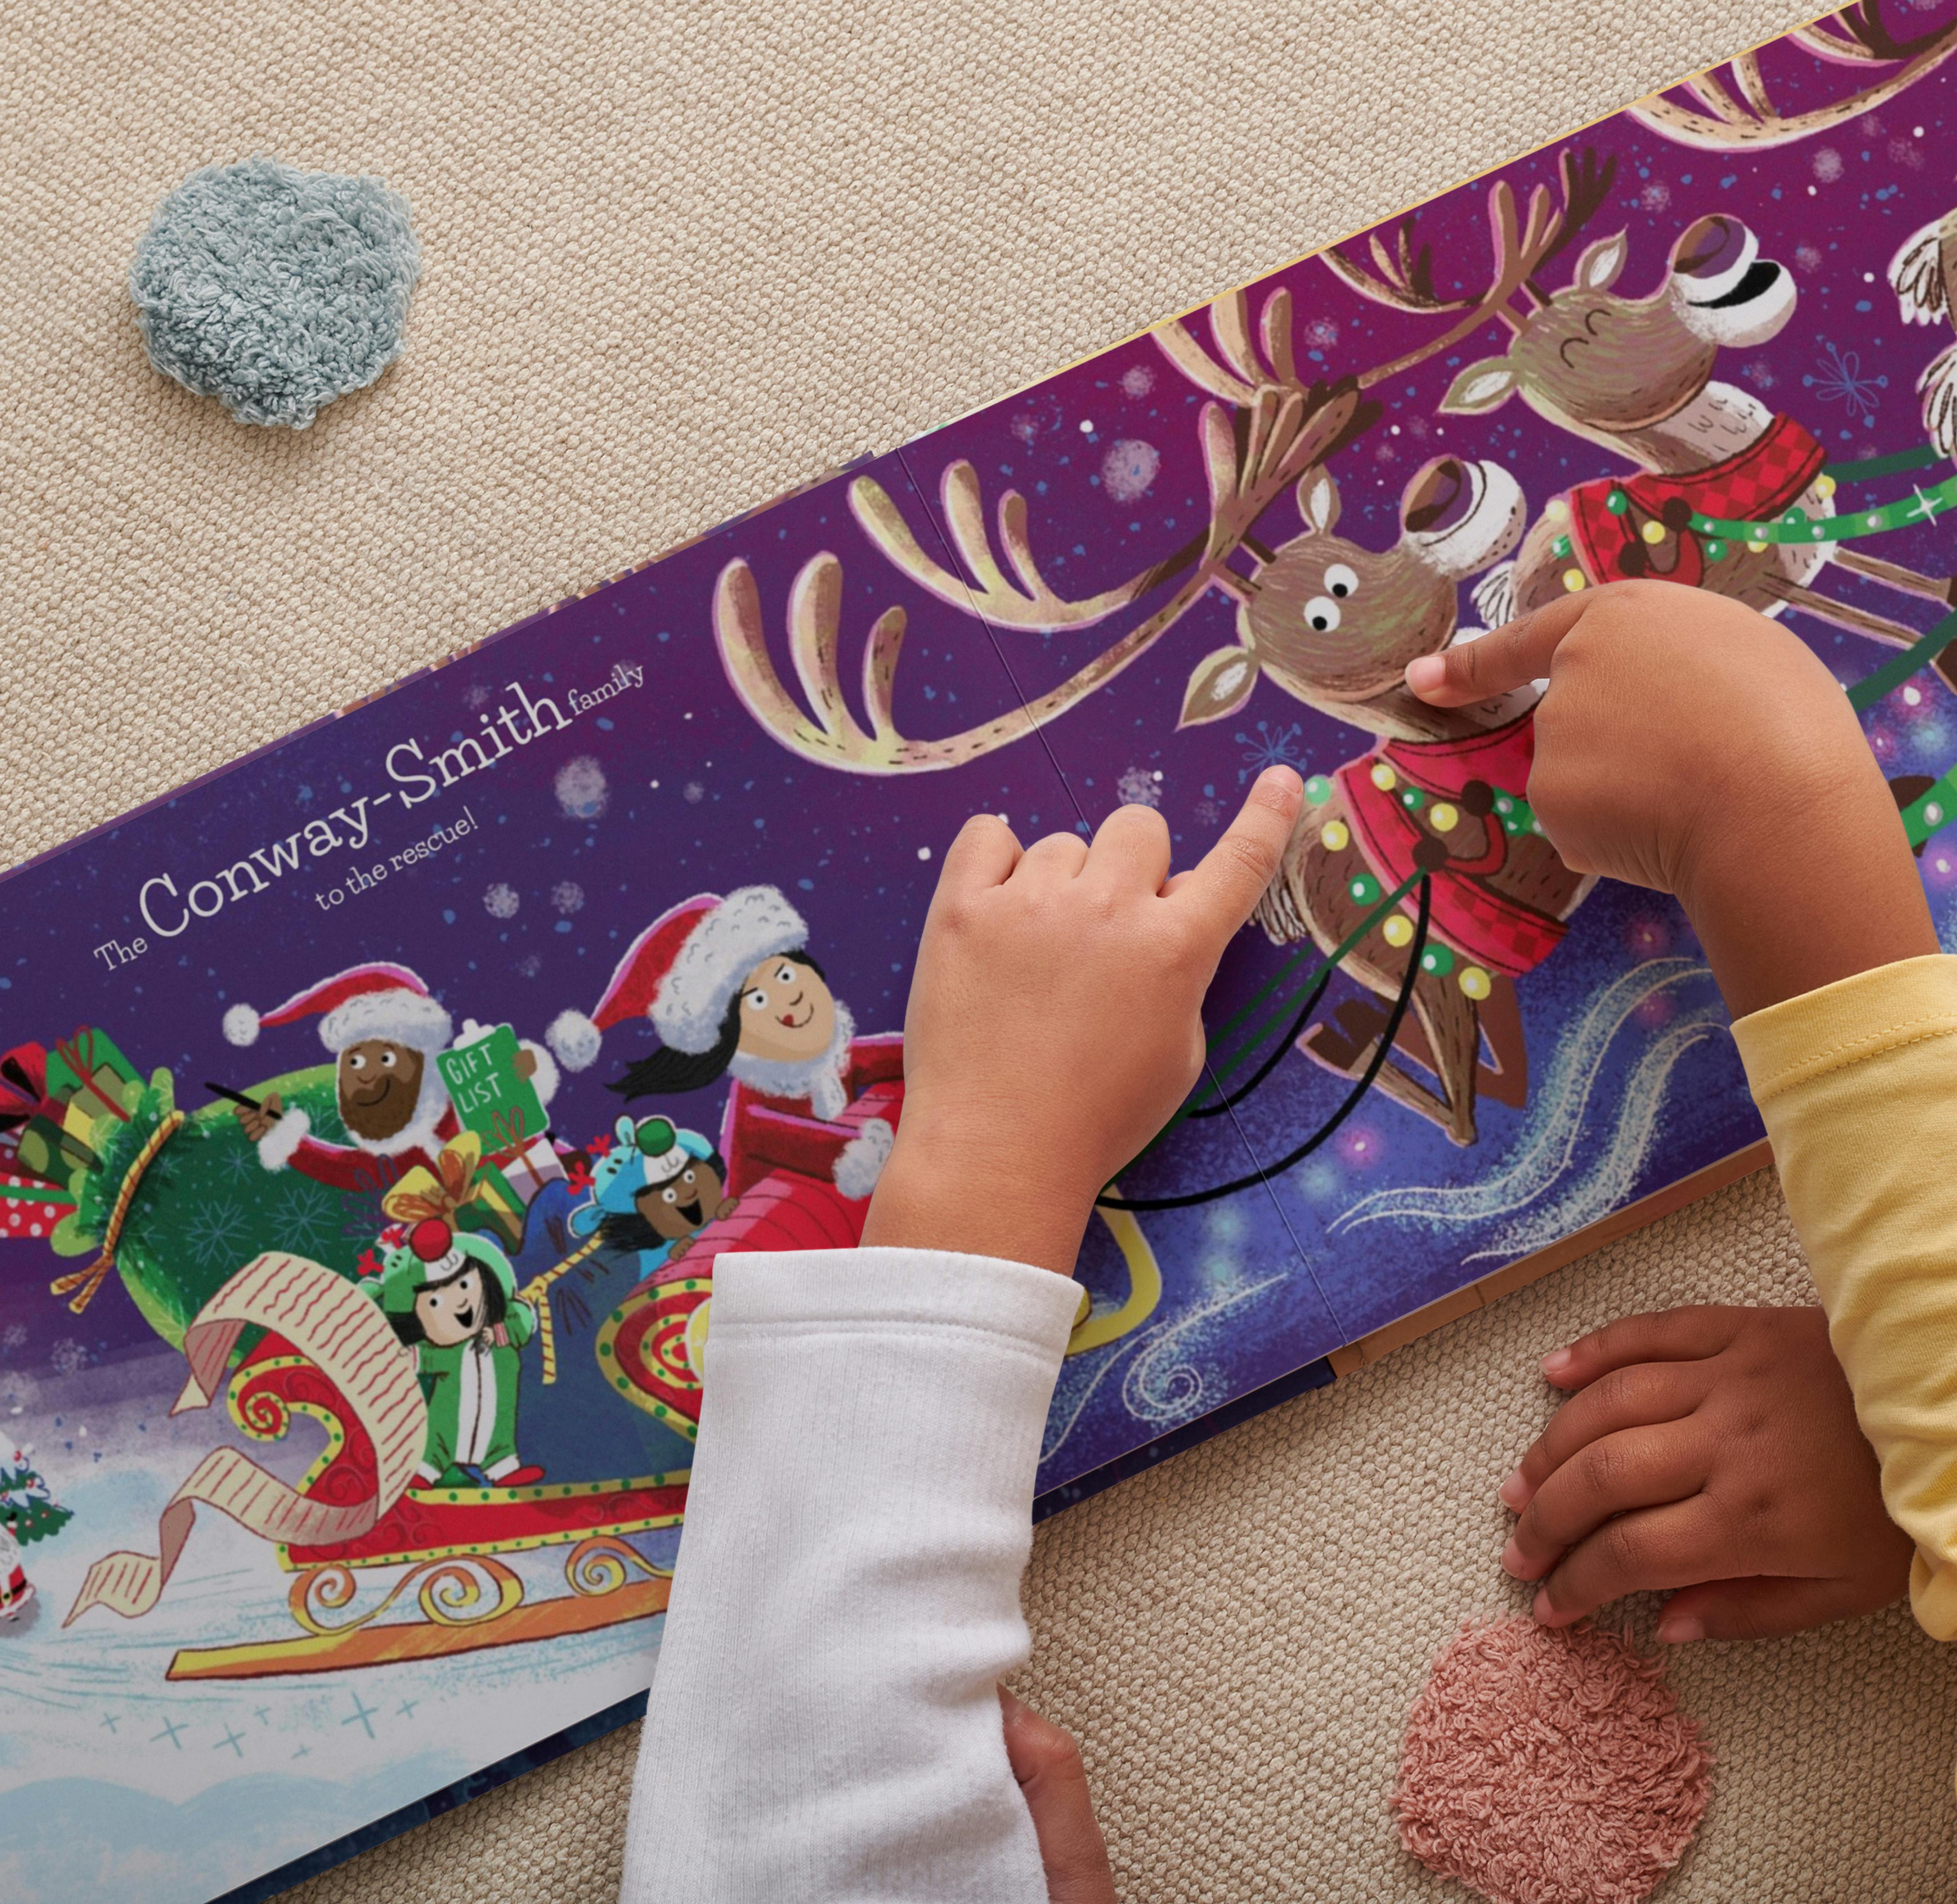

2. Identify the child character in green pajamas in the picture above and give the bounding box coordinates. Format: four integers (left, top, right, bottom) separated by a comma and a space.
369, 1217, 544, 1490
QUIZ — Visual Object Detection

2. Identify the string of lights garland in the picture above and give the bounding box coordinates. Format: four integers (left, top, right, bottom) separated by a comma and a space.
1095, 446, 1955, 1213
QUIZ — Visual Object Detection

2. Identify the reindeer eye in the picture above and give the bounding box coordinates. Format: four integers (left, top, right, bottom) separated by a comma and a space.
1324, 564, 1359, 599
1304, 596, 1342, 633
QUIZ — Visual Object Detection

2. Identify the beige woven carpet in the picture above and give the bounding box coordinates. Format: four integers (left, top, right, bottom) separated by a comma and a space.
10, 1, 1957, 1898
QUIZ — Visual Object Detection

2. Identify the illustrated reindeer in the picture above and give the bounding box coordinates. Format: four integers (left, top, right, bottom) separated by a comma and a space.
715, 154, 1625, 1147
1333, 181, 1957, 658
716, 150, 1620, 771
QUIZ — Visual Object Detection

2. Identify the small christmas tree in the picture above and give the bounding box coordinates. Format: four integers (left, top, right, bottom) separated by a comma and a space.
0, 1448, 72, 1546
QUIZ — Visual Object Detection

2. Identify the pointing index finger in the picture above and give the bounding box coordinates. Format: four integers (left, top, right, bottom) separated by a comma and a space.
1404, 592, 1594, 708
1170, 767, 1303, 939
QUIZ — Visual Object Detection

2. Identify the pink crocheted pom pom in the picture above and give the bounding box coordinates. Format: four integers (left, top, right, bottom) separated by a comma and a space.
1393, 1617, 1712, 1904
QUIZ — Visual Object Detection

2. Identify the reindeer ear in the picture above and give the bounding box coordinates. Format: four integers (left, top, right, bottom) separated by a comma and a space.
1296, 470, 1341, 535
1574, 230, 1628, 292
1441, 359, 1518, 415
1178, 645, 1261, 729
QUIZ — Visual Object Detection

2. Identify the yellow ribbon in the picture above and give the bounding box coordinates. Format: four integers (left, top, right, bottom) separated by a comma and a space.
49, 1110, 185, 1315
518, 1232, 606, 1384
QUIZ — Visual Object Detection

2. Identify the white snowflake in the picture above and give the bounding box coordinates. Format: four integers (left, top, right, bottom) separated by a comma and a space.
484, 883, 520, 920
1, 1326, 25, 1353
551, 881, 586, 916
1116, 766, 1162, 808
1812, 147, 1844, 184
1305, 316, 1340, 349
49, 1339, 89, 1378
1119, 363, 1156, 399
1638, 181, 1671, 213
555, 755, 610, 820
1101, 439, 1160, 503
682, 781, 706, 805
1794, 242, 1824, 274
516, 953, 544, 979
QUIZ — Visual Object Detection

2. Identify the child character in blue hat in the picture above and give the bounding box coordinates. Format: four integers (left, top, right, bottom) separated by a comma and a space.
570, 1114, 738, 1275
369, 1217, 544, 1491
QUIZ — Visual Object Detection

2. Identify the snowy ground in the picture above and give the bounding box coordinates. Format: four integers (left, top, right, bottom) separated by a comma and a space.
0, 1347, 674, 1904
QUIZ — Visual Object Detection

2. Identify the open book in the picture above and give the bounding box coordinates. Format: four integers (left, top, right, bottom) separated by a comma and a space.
4, 15, 1956, 1900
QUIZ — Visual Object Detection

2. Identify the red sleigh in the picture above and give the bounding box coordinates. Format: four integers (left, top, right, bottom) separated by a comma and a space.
597, 1042, 905, 1438
166, 1333, 689, 1682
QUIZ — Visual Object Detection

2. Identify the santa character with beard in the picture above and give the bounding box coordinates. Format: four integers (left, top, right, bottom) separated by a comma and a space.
222, 964, 560, 1197
545, 888, 901, 1201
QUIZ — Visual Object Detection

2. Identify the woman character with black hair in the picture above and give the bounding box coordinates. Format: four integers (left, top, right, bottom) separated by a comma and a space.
546, 887, 904, 1203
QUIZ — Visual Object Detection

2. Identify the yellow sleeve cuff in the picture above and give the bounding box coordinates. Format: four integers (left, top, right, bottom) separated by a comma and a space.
1730, 953, 1957, 1105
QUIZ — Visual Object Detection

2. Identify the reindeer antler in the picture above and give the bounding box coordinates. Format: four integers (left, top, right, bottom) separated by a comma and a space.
1156, 286, 1324, 406
849, 464, 1200, 630
721, 385, 1378, 775
1321, 153, 1615, 385
1323, 216, 1470, 318
1632, 4, 1957, 148
715, 551, 1209, 775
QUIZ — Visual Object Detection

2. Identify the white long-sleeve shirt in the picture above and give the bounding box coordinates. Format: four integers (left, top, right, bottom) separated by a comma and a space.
619, 1246, 1081, 1902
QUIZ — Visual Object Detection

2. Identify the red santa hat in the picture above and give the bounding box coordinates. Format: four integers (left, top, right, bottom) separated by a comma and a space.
222, 963, 454, 1056
546, 887, 807, 1073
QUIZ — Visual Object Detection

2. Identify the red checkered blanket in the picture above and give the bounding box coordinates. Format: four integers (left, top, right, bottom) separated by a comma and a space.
1336, 713, 1568, 980
1567, 412, 1824, 588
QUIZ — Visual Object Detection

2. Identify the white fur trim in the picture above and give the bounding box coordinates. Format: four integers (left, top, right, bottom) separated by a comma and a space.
258, 1107, 311, 1173
222, 1004, 260, 1047
832, 1116, 893, 1201
547, 1008, 602, 1073
318, 989, 453, 1056
520, 1041, 560, 1108
727, 1003, 854, 1119
654, 885, 808, 1053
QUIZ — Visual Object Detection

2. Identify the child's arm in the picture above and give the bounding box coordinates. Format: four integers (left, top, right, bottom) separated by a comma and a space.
623, 771, 1304, 1904
1409, 580, 1941, 1640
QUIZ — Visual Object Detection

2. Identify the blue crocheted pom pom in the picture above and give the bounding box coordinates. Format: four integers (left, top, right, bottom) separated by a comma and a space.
129, 155, 422, 430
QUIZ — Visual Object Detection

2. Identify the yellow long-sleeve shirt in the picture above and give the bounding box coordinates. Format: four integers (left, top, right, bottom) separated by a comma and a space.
1732, 953, 1957, 1640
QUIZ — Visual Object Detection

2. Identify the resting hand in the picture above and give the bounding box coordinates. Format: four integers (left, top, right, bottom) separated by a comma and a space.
1501, 1304, 1912, 1641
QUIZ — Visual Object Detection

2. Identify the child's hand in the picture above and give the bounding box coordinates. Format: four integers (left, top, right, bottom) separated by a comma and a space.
489, 1323, 511, 1348
1405, 581, 1935, 1017
1000, 1689, 1118, 1904
863, 768, 1304, 1274
1499, 1305, 1913, 1641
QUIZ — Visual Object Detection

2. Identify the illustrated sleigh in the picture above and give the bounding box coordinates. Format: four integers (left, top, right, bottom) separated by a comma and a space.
165, 1077, 919, 1681
164, 1333, 690, 1682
